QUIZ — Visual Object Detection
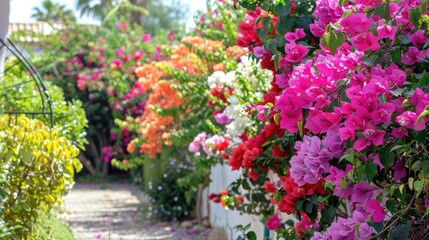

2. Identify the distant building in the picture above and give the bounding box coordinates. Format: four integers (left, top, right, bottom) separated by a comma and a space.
7, 22, 65, 55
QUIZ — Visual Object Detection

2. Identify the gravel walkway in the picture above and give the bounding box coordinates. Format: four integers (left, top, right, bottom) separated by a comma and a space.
63, 183, 213, 240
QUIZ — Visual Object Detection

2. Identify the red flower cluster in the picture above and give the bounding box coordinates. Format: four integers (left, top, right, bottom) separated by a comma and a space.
209, 86, 230, 103
277, 172, 326, 214
228, 123, 284, 170
215, 137, 230, 151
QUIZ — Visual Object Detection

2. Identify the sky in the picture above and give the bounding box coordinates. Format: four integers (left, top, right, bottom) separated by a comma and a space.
9, 0, 206, 27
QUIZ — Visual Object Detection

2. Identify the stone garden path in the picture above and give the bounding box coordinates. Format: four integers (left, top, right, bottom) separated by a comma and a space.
64, 183, 216, 240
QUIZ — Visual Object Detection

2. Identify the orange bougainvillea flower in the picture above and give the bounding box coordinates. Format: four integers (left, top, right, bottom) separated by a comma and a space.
135, 64, 165, 93
130, 38, 241, 159
225, 45, 247, 59
127, 143, 136, 154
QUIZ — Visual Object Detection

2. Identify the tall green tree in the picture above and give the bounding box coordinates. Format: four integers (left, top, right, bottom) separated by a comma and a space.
76, 0, 188, 35
142, 0, 188, 36
76, 0, 150, 24
32, 0, 76, 22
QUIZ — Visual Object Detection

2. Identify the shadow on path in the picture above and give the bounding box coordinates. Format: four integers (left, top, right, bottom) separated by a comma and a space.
64, 183, 176, 240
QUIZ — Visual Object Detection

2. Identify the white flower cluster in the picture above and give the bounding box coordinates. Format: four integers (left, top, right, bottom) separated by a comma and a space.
208, 55, 273, 141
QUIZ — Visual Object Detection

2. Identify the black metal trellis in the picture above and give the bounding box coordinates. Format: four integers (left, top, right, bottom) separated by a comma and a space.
0, 38, 53, 127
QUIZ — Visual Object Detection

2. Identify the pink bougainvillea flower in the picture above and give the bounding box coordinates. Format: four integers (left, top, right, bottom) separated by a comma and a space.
353, 138, 371, 152
350, 32, 380, 52
391, 127, 409, 139
305, 110, 342, 134
290, 136, 331, 186
284, 28, 306, 42
295, 213, 316, 237
340, 13, 373, 36
77, 79, 86, 91
409, 30, 428, 48
168, 32, 175, 40
253, 46, 266, 58
362, 126, 385, 146
265, 214, 282, 230
338, 127, 356, 141
141, 33, 151, 43
275, 73, 289, 89
133, 50, 143, 61
358, 223, 374, 238
355, 0, 382, 7
325, 166, 353, 198
214, 112, 231, 124
115, 22, 128, 29
365, 199, 385, 222
392, 160, 407, 181
351, 182, 378, 203
311, 232, 328, 240
111, 59, 122, 70
325, 217, 355, 239
309, 22, 326, 38
377, 24, 397, 41
284, 43, 309, 63
279, 108, 302, 132
153, 46, 161, 61
396, 111, 426, 130
401, 47, 426, 65
115, 47, 124, 57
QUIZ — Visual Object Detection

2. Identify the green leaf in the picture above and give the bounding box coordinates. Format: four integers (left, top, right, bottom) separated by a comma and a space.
295, 15, 313, 31
295, 199, 304, 211
322, 29, 344, 54
320, 207, 336, 225
361, 54, 382, 67
274, 113, 280, 125
260, 17, 271, 41
386, 199, 396, 214
276, 0, 291, 17
409, 8, 422, 29
242, 179, 251, 190
379, 147, 394, 168
417, 105, 429, 124
339, 0, 348, 6
324, 180, 334, 190
246, 231, 257, 240
373, 3, 391, 21
414, 180, 423, 192
364, 162, 377, 182
388, 223, 411, 240
389, 89, 404, 97
340, 177, 348, 189
414, 72, 429, 89
373, 222, 384, 233
276, 15, 293, 35
304, 202, 313, 213
411, 130, 427, 144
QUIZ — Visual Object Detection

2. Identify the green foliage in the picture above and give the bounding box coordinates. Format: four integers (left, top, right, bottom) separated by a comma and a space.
1, 58, 88, 149
31, 0, 76, 22
142, 147, 195, 220
142, 0, 188, 36
194, 0, 245, 46
0, 116, 81, 238
33, 208, 75, 240
25, 15, 157, 176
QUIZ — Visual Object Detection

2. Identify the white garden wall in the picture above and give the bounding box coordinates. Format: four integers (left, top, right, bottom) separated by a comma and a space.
204, 164, 266, 240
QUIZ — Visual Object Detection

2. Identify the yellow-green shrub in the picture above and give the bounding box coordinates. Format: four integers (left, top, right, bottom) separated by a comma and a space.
0, 116, 81, 239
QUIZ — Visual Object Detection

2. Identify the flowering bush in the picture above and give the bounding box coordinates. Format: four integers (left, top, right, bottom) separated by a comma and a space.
0, 116, 81, 238
198, 0, 429, 238
32, 17, 159, 176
